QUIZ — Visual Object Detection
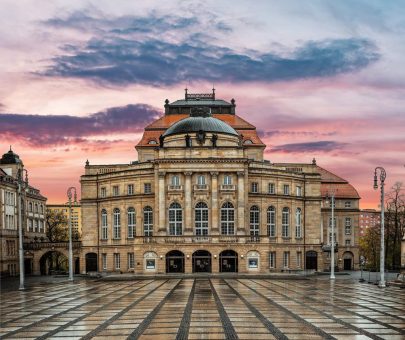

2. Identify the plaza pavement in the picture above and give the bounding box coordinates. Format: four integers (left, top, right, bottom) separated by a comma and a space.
0, 273, 404, 339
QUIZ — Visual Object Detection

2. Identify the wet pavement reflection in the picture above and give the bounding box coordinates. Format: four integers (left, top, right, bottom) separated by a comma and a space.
0, 277, 404, 339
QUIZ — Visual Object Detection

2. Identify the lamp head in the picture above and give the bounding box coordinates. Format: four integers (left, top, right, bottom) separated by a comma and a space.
373, 173, 378, 190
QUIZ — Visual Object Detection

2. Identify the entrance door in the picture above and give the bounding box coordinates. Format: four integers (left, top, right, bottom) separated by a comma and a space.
219, 250, 238, 272
85, 253, 98, 272
344, 258, 352, 270
192, 250, 212, 273
24, 259, 32, 275
166, 250, 185, 273
306, 251, 318, 270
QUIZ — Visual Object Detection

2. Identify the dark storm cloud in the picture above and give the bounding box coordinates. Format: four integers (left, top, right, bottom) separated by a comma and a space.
271, 141, 347, 153
0, 104, 161, 147
39, 13, 379, 86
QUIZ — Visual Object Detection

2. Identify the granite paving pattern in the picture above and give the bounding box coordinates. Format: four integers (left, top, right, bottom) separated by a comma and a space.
0, 277, 404, 339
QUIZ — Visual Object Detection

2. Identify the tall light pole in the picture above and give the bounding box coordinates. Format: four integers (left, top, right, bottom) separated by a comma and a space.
326, 187, 337, 280
374, 167, 386, 288
67, 187, 77, 281
17, 168, 28, 290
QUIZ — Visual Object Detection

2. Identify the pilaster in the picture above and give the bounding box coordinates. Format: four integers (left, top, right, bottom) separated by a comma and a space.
158, 171, 166, 234
184, 172, 193, 235
237, 171, 246, 235
210, 172, 219, 234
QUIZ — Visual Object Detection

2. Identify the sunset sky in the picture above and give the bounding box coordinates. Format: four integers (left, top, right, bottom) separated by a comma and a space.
0, 0, 404, 207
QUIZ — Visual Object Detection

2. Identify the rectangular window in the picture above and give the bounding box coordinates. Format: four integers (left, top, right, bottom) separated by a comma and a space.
112, 185, 119, 196
146, 259, 155, 269
267, 208, 276, 237
33, 219, 38, 232
113, 211, 121, 239
5, 215, 15, 229
127, 184, 134, 195
102, 253, 107, 270
345, 217, 352, 235
268, 183, 275, 194
251, 182, 258, 193
144, 183, 152, 194
223, 175, 232, 185
329, 232, 337, 244
114, 253, 120, 270
28, 219, 33, 232
297, 252, 302, 268
345, 239, 351, 246
345, 201, 351, 208
296, 186, 302, 197
329, 217, 336, 228
283, 252, 290, 268
100, 187, 106, 198
248, 258, 258, 268
269, 252, 276, 269
283, 184, 290, 195
128, 253, 135, 269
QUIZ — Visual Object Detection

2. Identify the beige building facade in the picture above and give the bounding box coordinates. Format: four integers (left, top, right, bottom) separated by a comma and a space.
0, 148, 47, 277
80, 91, 360, 274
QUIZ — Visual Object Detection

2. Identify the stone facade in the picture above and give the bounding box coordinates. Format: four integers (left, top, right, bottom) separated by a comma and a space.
80, 92, 360, 274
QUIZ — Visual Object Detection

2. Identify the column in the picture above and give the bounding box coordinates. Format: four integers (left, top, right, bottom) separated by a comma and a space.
237, 171, 246, 234
158, 171, 166, 234
184, 172, 193, 235
210, 172, 219, 234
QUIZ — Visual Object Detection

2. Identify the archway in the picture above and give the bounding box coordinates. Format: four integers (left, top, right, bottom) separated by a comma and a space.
85, 253, 98, 272
219, 250, 238, 272
166, 250, 185, 273
192, 250, 211, 273
306, 251, 318, 270
39, 251, 68, 275
343, 251, 354, 270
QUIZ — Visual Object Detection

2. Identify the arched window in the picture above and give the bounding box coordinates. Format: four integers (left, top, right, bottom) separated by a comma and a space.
101, 209, 108, 240
34, 203, 38, 213
29, 202, 33, 212
195, 202, 208, 235
169, 202, 182, 235
282, 207, 290, 238
267, 206, 276, 237
143, 206, 153, 236
197, 175, 206, 185
250, 206, 260, 236
221, 202, 234, 235
295, 208, 302, 238
171, 175, 180, 186
127, 207, 135, 238
113, 208, 121, 239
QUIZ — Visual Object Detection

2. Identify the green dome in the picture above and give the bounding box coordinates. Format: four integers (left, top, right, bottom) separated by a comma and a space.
163, 115, 238, 137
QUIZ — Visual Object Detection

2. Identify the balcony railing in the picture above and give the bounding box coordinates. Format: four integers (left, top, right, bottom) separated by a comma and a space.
220, 184, 236, 191
321, 243, 339, 252
168, 185, 183, 191
193, 184, 208, 191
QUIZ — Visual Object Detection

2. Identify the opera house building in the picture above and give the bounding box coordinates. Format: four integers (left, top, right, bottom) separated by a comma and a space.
80, 91, 360, 274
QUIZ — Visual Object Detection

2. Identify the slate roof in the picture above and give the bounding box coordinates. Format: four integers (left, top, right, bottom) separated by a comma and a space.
163, 115, 238, 137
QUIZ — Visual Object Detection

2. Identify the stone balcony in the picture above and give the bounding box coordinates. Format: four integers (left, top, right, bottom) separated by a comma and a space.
193, 184, 209, 191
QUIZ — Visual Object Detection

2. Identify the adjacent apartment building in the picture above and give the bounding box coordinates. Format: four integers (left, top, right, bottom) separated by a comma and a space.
0, 148, 47, 277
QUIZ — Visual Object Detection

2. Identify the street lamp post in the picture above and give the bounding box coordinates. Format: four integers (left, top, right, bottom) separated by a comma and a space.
17, 168, 28, 290
67, 187, 77, 281
373, 167, 386, 288
326, 187, 337, 280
